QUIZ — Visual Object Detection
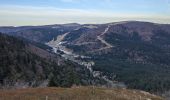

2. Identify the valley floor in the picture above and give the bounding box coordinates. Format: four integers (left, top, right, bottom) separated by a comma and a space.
0, 86, 163, 100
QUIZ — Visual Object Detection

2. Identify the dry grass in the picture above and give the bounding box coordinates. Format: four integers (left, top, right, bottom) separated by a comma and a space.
0, 86, 163, 100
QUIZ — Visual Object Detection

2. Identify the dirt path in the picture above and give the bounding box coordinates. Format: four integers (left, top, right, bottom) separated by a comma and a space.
93, 24, 114, 52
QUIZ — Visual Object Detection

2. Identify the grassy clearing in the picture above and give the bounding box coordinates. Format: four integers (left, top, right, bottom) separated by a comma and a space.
0, 86, 163, 100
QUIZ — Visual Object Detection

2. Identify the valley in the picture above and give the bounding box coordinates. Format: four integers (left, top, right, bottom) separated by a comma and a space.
45, 28, 125, 88
0, 0, 169, 99
1, 21, 170, 99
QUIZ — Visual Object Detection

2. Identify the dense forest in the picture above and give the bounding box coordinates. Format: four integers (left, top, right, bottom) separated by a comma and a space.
91, 30, 170, 93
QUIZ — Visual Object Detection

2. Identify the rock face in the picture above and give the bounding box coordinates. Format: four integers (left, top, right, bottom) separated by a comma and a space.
0, 86, 163, 100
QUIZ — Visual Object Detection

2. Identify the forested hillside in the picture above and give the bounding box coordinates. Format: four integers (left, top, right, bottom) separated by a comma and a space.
0, 33, 103, 89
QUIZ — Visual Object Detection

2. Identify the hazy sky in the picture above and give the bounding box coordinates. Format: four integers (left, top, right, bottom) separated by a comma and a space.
0, 0, 170, 26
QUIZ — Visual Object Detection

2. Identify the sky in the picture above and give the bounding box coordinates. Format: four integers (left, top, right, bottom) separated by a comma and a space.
0, 0, 170, 26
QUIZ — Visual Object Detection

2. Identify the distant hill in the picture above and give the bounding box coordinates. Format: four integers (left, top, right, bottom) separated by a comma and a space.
0, 86, 163, 100
0, 23, 81, 43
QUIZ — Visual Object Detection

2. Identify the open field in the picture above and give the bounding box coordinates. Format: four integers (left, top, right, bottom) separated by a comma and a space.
0, 86, 163, 100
